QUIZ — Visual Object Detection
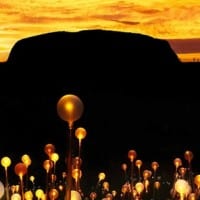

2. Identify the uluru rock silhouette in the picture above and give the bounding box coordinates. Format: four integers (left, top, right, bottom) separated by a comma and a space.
2, 29, 184, 94
8, 29, 180, 66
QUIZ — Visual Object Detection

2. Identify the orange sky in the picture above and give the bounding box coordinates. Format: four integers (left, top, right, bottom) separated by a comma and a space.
0, 0, 200, 62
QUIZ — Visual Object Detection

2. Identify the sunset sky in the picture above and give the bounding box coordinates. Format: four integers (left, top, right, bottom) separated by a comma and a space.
0, 0, 200, 62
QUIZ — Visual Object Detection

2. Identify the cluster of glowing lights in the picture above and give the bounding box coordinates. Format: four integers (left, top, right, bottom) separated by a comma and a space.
1, 94, 200, 200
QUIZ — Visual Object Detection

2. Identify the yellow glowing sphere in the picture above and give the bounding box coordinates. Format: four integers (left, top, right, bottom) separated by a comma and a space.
50, 153, 59, 163
21, 154, 32, 167
175, 179, 191, 196
57, 94, 84, 128
1, 156, 11, 168
135, 182, 144, 194
35, 189, 44, 199
24, 190, 33, 200
98, 172, 106, 181
71, 190, 82, 200
11, 193, 21, 200
29, 176, 35, 183
75, 127, 87, 140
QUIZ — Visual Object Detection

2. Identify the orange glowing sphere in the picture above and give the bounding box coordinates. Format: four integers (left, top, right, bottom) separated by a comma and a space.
43, 159, 53, 173
188, 193, 196, 200
194, 174, 200, 188
144, 179, 150, 191
103, 181, 110, 190
121, 163, 127, 171
154, 181, 161, 190
75, 127, 87, 140
135, 160, 143, 168
57, 94, 84, 128
151, 161, 159, 171
128, 150, 137, 162
173, 158, 182, 169
49, 188, 59, 200
14, 162, 27, 178
143, 170, 152, 179
72, 168, 82, 180
184, 150, 194, 163
44, 144, 55, 157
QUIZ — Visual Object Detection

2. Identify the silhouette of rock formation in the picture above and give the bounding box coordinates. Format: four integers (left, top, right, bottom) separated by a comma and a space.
8, 29, 180, 66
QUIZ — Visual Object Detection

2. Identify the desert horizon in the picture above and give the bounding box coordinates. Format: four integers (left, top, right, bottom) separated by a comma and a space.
0, 30, 199, 63
0, 0, 199, 63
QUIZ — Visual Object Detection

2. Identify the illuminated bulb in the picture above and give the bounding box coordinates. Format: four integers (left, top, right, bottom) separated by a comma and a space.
11, 193, 21, 200
35, 189, 44, 199
24, 190, 33, 200
121, 163, 127, 171
173, 158, 182, 169
175, 179, 191, 200
21, 154, 32, 168
194, 174, 200, 189
135, 160, 143, 169
184, 150, 193, 163
98, 172, 106, 182
128, 150, 137, 162
49, 188, 59, 200
75, 127, 87, 140
50, 153, 59, 163
135, 182, 144, 195
151, 161, 159, 172
57, 94, 84, 129
1, 156, 11, 168
29, 176, 35, 183
44, 144, 55, 157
